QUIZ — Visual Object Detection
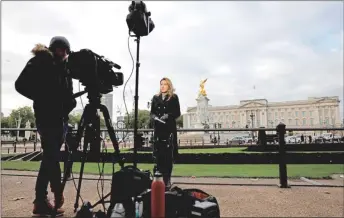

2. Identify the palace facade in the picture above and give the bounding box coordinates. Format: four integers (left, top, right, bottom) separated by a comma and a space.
183, 96, 342, 129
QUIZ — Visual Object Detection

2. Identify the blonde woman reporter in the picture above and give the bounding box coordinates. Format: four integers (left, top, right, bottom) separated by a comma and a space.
150, 77, 181, 189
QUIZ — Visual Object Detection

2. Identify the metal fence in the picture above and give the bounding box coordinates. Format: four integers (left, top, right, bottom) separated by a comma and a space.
1, 126, 344, 154
2, 125, 344, 188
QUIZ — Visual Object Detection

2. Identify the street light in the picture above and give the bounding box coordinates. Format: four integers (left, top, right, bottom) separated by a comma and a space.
250, 111, 255, 140
268, 120, 274, 134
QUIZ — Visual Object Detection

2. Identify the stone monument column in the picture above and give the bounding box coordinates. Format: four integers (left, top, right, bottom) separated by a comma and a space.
194, 79, 210, 129
195, 95, 210, 128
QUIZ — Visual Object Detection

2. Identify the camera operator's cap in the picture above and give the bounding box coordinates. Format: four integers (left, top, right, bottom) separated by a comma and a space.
49, 36, 71, 53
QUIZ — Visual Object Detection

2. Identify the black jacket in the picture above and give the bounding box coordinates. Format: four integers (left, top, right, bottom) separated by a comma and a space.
150, 93, 181, 144
15, 44, 76, 125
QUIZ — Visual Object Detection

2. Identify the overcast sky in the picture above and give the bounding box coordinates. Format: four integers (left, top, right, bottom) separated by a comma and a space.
1, 1, 343, 120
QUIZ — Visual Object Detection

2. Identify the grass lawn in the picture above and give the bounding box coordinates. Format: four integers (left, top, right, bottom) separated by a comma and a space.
2, 161, 343, 178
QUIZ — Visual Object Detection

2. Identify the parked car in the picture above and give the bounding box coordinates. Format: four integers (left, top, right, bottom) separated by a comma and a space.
314, 135, 325, 143
285, 136, 301, 143
228, 136, 245, 145
321, 133, 342, 142
241, 135, 253, 144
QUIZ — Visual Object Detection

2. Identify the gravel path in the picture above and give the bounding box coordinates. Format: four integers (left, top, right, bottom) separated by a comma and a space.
1, 171, 343, 217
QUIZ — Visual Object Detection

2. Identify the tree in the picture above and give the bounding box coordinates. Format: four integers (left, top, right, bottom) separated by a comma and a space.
1, 116, 10, 128
8, 106, 35, 128
124, 109, 151, 129
176, 115, 183, 128
68, 112, 106, 128
68, 113, 82, 127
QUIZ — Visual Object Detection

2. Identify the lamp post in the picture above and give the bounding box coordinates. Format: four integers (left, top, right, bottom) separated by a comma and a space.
214, 122, 221, 145
217, 123, 221, 144
15, 112, 22, 141
268, 120, 274, 134
250, 112, 255, 140
247, 120, 251, 135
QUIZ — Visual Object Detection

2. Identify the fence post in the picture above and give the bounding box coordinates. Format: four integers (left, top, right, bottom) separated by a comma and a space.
277, 123, 290, 188
258, 127, 267, 146
14, 142, 17, 153
34, 131, 37, 151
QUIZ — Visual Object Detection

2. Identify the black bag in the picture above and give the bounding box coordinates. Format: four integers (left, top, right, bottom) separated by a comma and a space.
108, 165, 152, 217
110, 165, 152, 203
142, 186, 220, 218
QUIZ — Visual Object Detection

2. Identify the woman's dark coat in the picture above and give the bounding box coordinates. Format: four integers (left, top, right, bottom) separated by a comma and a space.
150, 93, 181, 157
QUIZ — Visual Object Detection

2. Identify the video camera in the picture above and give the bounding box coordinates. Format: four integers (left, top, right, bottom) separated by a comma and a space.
67, 49, 124, 94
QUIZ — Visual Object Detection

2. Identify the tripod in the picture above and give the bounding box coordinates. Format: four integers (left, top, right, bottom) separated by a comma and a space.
55, 90, 124, 217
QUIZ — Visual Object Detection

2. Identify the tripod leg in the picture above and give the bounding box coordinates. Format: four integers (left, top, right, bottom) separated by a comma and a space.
98, 104, 125, 212
74, 125, 92, 212
73, 105, 93, 212
52, 107, 90, 217
99, 104, 123, 167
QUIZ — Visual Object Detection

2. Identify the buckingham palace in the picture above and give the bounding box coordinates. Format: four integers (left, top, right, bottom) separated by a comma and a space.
183, 96, 342, 129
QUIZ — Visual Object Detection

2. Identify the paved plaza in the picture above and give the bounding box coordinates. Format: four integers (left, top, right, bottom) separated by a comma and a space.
1, 170, 343, 217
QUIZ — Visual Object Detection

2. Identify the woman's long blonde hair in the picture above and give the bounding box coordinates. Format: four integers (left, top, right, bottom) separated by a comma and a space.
156, 77, 175, 100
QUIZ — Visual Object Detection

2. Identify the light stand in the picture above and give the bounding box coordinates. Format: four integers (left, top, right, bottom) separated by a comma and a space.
132, 35, 141, 168
126, 0, 155, 168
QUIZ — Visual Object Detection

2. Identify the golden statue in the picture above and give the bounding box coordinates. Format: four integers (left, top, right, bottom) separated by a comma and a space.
199, 78, 208, 96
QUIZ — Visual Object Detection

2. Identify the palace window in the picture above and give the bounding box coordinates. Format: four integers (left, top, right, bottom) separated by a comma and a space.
295, 119, 299, 126
302, 119, 306, 126
309, 111, 312, 117
295, 111, 298, 117
302, 111, 306, 117
310, 118, 314, 126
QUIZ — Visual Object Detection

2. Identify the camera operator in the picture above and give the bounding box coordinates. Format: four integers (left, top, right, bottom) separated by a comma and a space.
150, 77, 181, 188
15, 36, 76, 217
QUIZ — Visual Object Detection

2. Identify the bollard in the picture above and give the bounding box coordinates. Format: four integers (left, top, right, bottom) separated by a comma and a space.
14, 143, 17, 153
8, 148, 10, 154
202, 138, 204, 147
277, 123, 290, 188
25, 148, 27, 153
